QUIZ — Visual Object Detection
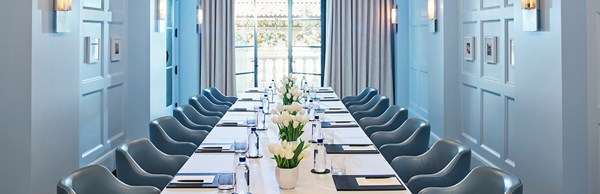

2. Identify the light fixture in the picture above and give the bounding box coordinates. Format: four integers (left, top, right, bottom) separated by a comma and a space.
158, 0, 167, 21
391, 5, 397, 32
428, 0, 437, 32
521, 0, 539, 31
197, 5, 203, 33
54, 0, 72, 33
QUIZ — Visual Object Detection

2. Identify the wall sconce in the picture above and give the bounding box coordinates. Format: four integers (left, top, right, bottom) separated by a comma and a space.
54, 0, 72, 33
197, 5, 203, 33
391, 5, 397, 32
521, 0, 539, 31
158, 0, 167, 21
428, 0, 437, 33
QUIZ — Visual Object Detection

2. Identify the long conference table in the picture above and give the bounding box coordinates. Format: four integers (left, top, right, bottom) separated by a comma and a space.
161, 87, 412, 194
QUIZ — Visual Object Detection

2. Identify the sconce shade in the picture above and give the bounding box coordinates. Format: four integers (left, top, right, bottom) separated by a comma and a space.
428, 0, 436, 20
522, 0, 537, 9
55, 0, 72, 11
391, 6, 397, 24
159, 0, 167, 20
197, 6, 203, 24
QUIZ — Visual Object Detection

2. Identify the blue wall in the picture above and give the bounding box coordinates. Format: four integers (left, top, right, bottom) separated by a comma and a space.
396, 0, 592, 193
178, 0, 202, 103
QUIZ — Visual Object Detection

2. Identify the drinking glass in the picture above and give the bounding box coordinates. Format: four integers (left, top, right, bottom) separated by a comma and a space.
234, 139, 248, 154
246, 117, 257, 127
323, 128, 334, 145
331, 156, 346, 175
217, 171, 235, 192
315, 108, 326, 121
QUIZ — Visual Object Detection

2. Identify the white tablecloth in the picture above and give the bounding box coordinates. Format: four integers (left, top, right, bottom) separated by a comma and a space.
161, 88, 412, 194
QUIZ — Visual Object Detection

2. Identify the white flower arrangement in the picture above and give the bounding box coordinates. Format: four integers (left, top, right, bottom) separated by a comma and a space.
278, 76, 305, 105
268, 140, 311, 169
271, 102, 309, 141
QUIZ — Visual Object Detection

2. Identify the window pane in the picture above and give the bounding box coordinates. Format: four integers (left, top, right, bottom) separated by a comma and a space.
292, 20, 321, 46
235, 47, 255, 73
292, 73, 321, 87
235, 18, 254, 46
236, 74, 255, 95
257, 48, 289, 88
292, 47, 321, 74
292, 0, 321, 19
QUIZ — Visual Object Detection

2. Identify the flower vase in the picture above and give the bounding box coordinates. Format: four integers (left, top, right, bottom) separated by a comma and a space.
286, 140, 299, 148
275, 167, 300, 189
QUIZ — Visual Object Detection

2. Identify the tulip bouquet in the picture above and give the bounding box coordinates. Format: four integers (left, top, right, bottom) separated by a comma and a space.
271, 102, 309, 141
268, 140, 311, 169
277, 76, 305, 105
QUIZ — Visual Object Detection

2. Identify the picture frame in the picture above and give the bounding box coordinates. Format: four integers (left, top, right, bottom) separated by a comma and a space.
485, 36, 498, 64
85, 37, 100, 64
509, 38, 515, 67
110, 37, 122, 62
464, 36, 475, 61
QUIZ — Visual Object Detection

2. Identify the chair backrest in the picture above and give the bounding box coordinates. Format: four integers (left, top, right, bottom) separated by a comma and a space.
57, 165, 160, 194
189, 96, 225, 117
190, 95, 229, 114
176, 104, 220, 127
207, 87, 237, 103
344, 89, 378, 107
117, 138, 184, 175
202, 90, 232, 106
148, 123, 198, 156
348, 95, 385, 113
363, 106, 409, 137
420, 166, 523, 194
371, 118, 430, 147
149, 116, 207, 145
359, 105, 405, 128
352, 96, 390, 122
392, 140, 470, 183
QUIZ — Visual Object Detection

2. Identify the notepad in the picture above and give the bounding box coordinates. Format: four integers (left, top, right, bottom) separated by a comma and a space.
200, 144, 232, 150
355, 177, 402, 187
239, 98, 260, 101
173, 175, 215, 184
342, 145, 377, 151
328, 122, 358, 127
220, 121, 244, 126
230, 107, 249, 111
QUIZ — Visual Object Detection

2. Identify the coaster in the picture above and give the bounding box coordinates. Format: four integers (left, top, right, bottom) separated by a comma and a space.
311, 169, 331, 174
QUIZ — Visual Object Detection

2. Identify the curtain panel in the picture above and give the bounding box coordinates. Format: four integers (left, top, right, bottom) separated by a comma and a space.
201, 0, 237, 96
324, 0, 395, 100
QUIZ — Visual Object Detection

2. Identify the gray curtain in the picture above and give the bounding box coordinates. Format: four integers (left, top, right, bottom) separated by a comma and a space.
324, 0, 394, 100
201, 0, 236, 96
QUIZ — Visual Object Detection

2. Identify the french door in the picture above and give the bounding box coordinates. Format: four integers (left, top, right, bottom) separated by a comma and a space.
234, 0, 323, 94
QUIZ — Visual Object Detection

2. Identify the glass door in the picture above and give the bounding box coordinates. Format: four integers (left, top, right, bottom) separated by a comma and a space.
234, 0, 322, 94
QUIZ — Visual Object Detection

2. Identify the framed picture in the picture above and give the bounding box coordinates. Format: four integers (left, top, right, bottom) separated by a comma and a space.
110, 37, 122, 62
85, 37, 100, 64
464, 36, 475, 61
509, 38, 515, 67
485, 36, 498, 64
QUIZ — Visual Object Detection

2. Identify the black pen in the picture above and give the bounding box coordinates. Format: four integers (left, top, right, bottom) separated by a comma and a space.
177, 179, 205, 183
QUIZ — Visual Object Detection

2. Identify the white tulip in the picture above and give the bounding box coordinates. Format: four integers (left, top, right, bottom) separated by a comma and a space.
301, 116, 309, 123
285, 151, 295, 159
283, 121, 289, 127
281, 140, 288, 149
286, 93, 292, 99
292, 120, 299, 128
299, 109, 306, 115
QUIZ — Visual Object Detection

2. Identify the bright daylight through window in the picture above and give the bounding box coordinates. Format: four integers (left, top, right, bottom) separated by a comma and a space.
234, 0, 322, 94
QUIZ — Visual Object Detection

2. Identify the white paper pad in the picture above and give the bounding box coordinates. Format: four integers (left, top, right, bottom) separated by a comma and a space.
220, 121, 244, 125
329, 122, 358, 127
173, 175, 215, 184
200, 144, 232, 150
342, 145, 377, 151
355, 177, 402, 186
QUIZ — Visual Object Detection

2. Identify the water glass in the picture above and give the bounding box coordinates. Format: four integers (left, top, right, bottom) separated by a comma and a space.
246, 117, 257, 127
217, 171, 235, 192
331, 156, 346, 175
315, 108, 326, 121
323, 128, 334, 145
234, 139, 248, 154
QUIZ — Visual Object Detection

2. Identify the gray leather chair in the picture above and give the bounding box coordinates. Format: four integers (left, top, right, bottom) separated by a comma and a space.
202, 89, 234, 106
359, 106, 407, 128
58, 165, 161, 194
189, 96, 225, 117
347, 94, 387, 112
174, 105, 219, 131
207, 87, 237, 104
149, 122, 198, 156
390, 140, 471, 193
190, 95, 229, 114
342, 87, 377, 105
419, 166, 523, 194
116, 138, 189, 190
370, 118, 430, 163
362, 106, 408, 137
351, 96, 390, 122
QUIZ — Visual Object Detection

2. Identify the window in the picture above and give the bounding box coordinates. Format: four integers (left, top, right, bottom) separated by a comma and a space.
235, 0, 323, 94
